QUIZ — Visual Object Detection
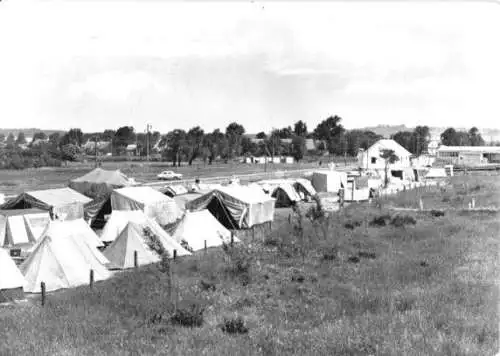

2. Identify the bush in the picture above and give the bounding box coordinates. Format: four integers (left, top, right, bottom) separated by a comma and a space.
430, 209, 445, 217
369, 214, 391, 227
322, 246, 338, 261
358, 251, 376, 259
221, 242, 254, 285
390, 215, 417, 227
170, 299, 205, 327
220, 316, 249, 334
344, 220, 362, 230
347, 256, 360, 263
199, 279, 216, 292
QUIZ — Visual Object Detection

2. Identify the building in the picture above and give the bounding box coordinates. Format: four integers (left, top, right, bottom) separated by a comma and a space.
436, 146, 500, 165
358, 139, 412, 170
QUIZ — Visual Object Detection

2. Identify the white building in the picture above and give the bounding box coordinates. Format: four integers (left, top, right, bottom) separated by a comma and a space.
358, 139, 412, 170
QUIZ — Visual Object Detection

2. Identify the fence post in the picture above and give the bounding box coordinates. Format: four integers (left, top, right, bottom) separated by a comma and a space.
41, 282, 46, 307
134, 250, 138, 268
419, 198, 424, 211
204, 240, 207, 253
173, 249, 177, 260
89, 269, 94, 289
252, 226, 256, 241
230, 233, 234, 247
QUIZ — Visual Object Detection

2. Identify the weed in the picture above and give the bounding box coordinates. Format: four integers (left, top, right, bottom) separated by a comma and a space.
348, 256, 360, 263
358, 251, 376, 259
370, 214, 391, 227
344, 220, 362, 230
221, 316, 249, 334
390, 215, 417, 227
322, 246, 338, 261
170, 299, 205, 327
430, 209, 445, 217
199, 279, 216, 292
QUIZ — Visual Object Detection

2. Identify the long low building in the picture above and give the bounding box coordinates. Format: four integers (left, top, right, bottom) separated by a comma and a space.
436, 146, 500, 165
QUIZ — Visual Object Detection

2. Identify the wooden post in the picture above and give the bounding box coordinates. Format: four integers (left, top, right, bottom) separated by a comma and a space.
173, 249, 177, 260
204, 240, 207, 253
89, 269, 94, 289
134, 250, 138, 268
41, 282, 46, 307
472, 197, 475, 209
230, 233, 234, 247
252, 226, 256, 241
419, 198, 424, 211
288, 213, 291, 224
351, 180, 355, 202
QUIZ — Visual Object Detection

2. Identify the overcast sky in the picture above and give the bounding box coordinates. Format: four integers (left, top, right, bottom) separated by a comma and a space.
0, 1, 499, 134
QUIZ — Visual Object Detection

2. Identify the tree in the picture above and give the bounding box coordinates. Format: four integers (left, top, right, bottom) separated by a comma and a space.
293, 120, 308, 137
32, 132, 47, 142
61, 144, 81, 162
413, 126, 430, 155
313, 115, 345, 155
113, 126, 135, 155
15, 132, 27, 145
277, 126, 293, 139
440, 128, 457, 146
291, 136, 306, 162
0, 133, 5, 142
225, 122, 245, 159
469, 127, 485, 146
391, 131, 414, 153
185, 126, 205, 165
256, 131, 267, 139
6, 132, 15, 146
161, 129, 187, 166
48, 132, 61, 146
241, 137, 258, 156
380, 149, 399, 188
102, 129, 116, 142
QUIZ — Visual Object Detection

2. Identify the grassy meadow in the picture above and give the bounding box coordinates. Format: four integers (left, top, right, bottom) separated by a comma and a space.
0, 160, 344, 196
0, 173, 498, 355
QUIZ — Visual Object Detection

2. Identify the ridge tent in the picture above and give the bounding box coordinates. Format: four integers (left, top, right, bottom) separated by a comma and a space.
111, 186, 182, 226
20, 220, 111, 293
99, 210, 190, 257
185, 185, 275, 229
173, 192, 204, 211
270, 183, 302, 208
172, 210, 238, 251
161, 185, 189, 198
0, 188, 92, 220
103, 222, 166, 269
0, 209, 50, 247
69, 168, 135, 229
311, 171, 348, 193
0, 248, 27, 303
69, 168, 133, 199
293, 179, 317, 200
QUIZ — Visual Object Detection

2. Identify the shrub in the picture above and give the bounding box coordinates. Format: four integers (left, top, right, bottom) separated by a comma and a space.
358, 251, 376, 259
430, 209, 445, 217
390, 215, 417, 227
171, 299, 205, 327
369, 214, 391, 227
348, 256, 360, 263
199, 279, 216, 292
322, 246, 338, 261
344, 220, 362, 230
263, 236, 280, 247
221, 242, 254, 285
220, 316, 249, 334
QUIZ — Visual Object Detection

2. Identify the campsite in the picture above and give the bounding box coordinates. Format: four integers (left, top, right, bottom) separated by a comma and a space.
0, 158, 498, 355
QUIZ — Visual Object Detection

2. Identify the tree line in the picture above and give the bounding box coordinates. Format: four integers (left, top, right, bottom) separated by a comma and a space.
0, 117, 494, 170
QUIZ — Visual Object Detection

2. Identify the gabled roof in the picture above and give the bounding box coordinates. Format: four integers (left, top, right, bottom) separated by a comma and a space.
71, 168, 130, 187
26, 188, 92, 206
368, 139, 411, 157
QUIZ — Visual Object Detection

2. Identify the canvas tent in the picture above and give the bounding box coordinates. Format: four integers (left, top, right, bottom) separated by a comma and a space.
69, 168, 132, 198
162, 185, 189, 198
185, 185, 275, 229
271, 183, 302, 208
172, 210, 238, 251
0, 248, 27, 303
0, 188, 92, 220
111, 186, 182, 226
293, 179, 317, 200
99, 210, 190, 257
173, 192, 204, 211
0, 209, 50, 247
311, 171, 348, 193
20, 220, 111, 293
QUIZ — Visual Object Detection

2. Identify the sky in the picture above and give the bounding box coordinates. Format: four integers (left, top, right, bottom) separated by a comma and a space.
0, 1, 499, 134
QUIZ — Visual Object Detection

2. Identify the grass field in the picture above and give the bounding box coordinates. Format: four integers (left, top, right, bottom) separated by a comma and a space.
0, 174, 498, 355
0, 160, 348, 196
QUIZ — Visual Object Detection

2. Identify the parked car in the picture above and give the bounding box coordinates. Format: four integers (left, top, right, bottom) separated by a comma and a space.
157, 170, 183, 181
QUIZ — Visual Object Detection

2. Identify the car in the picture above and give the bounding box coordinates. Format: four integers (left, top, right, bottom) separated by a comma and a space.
157, 170, 183, 181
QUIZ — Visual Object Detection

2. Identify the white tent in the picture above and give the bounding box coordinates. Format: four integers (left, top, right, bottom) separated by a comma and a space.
20, 220, 112, 293
111, 186, 183, 226
270, 183, 302, 208
103, 222, 162, 269
311, 171, 348, 193
0, 248, 27, 302
172, 210, 238, 251
99, 210, 191, 257
0, 209, 50, 247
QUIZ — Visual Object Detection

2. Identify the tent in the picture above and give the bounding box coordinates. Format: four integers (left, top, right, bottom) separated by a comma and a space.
0, 188, 92, 220
111, 186, 183, 226
161, 185, 189, 198
172, 210, 239, 251
173, 192, 204, 211
311, 171, 347, 193
0, 248, 27, 303
103, 221, 187, 269
69, 168, 133, 199
20, 220, 111, 293
293, 178, 317, 200
99, 210, 190, 257
69, 168, 135, 229
185, 185, 275, 229
0, 209, 50, 247
271, 183, 302, 208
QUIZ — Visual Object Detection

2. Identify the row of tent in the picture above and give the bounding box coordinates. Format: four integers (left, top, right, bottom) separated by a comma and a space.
1, 208, 239, 301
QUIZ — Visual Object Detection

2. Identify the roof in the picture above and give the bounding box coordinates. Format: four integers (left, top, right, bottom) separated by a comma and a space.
126, 144, 137, 151
0, 248, 26, 290
27, 188, 92, 206
0, 208, 47, 217
113, 186, 172, 205
437, 145, 500, 153
71, 168, 130, 186
368, 139, 411, 157
217, 185, 275, 204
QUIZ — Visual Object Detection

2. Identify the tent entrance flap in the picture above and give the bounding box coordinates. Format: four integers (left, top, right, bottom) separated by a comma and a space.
207, 196, 238, 230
